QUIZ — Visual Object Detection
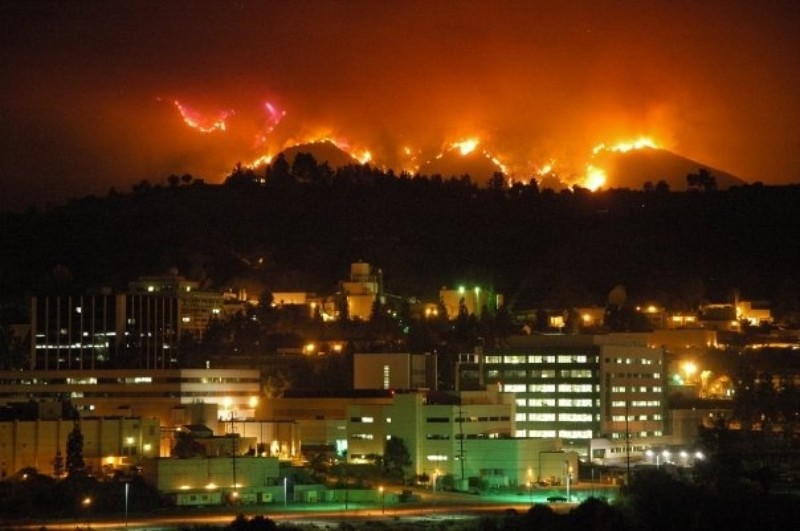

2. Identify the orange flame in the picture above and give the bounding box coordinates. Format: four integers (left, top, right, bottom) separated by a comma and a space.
451, 138, 480, 156
592, 137, 658, 155
173, 100, 233, 133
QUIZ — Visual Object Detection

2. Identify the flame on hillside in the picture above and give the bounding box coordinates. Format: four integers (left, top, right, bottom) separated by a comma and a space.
452, 138, 479, 156
173, 100, 233, 133
170, 97, 663, 190
592, 137, 658, 155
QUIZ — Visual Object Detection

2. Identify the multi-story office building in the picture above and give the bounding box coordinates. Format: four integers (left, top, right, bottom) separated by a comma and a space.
0, 368, 261, 427
345, 388, 567, 486
457, 334, 667, 457
29, 274, 225, 370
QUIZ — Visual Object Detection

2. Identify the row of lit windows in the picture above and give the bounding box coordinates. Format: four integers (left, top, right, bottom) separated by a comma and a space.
491, 369, 594, 379
518, 429, 594, 439
524, 413, 595, 422
607, 372, 662, 379
605, 358, 660, 365
611, 414, 663, 421
516, 384, 597, 393
612, 400, 662, 408
611, 386, 663, 393
611, 431, 663, 439
350, 416, 374, 423
485, 355, 595, 365
520, 398, 597, 408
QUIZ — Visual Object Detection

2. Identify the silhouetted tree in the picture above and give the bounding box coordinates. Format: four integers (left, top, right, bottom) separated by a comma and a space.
266, 153, 293, 187
383, 437, 411, 480
66, 421, 85, 476
687, 168, 717, 191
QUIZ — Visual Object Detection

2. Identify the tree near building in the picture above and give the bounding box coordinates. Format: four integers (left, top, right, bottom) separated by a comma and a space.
383, 436, 411, 480
66, 421, 85, 476
172, 431, 207, 458
52, 449, 65, 478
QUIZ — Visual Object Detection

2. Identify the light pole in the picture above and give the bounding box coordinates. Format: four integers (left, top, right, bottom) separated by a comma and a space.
82, 496, 92, 529
379, 485, 385, 514
565, 461, 571, 501
124, 482, 130, 529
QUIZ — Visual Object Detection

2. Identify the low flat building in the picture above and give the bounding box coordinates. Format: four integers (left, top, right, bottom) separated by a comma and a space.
0, 404, 159, 477
142, 455, 280, 506
0, 368, 262, 428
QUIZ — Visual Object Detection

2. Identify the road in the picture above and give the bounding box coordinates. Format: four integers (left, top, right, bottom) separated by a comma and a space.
5, 484, 616, 530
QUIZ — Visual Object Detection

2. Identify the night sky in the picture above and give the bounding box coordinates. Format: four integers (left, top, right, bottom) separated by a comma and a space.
2, 0, 799, 209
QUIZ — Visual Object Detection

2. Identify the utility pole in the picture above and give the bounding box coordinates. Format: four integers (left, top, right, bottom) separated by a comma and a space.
230, 414, 238, 501
625, 397, 631, 491
457, 403, 466, 488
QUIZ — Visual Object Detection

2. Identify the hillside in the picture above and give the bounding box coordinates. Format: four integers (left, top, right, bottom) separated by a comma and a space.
1, 169, 798, 318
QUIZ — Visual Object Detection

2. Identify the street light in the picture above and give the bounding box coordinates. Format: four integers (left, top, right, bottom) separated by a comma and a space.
82, 496, 92, 529
379, 485, 385, 514
124, 482, 130, 529
565, 462, 572, 501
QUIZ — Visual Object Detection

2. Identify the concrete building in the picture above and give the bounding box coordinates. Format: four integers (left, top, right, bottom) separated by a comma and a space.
29, 274, 225, 370
0, 368, 261, 427
0, 405, 159, 477
340, 262, 383, 321
353, 352, 437, 390
345, 387, 566, 486
259, 391, 395, 457
456, 334, 668, 457
142, 455, 280, 506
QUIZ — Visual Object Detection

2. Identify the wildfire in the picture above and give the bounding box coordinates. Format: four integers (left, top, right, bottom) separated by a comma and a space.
451, 138, 480, 156
583, 164, 607, 191
168, 95, 669, 192
247, 153, 274, 168
262, 102, 286, 134
592, 136, 658, 155
173, 100, 233, 133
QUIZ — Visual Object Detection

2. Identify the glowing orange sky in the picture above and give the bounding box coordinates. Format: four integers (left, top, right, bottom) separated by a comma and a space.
1, 1, 799, 208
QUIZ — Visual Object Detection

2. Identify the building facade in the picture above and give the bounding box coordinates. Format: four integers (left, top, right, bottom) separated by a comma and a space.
457, 334, 668, 456
0, 411, 160, 478
29, 275, 225, 370
0, 368, 261, 427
